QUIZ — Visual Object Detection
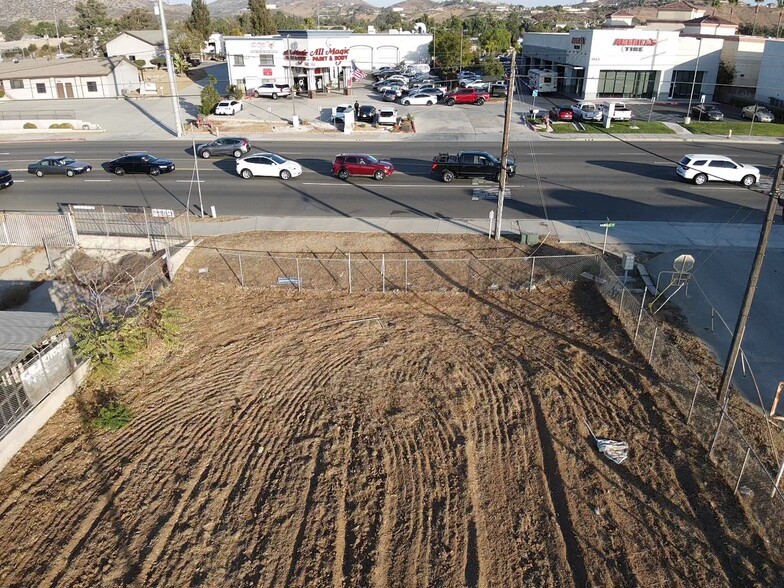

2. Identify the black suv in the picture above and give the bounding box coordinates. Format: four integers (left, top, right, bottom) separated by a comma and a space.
0, 169, 13, 189
196, 137, 250, 159
106, 153, 175, 176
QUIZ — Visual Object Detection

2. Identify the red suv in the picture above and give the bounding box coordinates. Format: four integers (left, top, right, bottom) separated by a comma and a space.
332, 154, 394, 181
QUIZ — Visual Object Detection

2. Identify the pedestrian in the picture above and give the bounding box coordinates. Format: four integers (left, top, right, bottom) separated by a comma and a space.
354, 100, 360, 119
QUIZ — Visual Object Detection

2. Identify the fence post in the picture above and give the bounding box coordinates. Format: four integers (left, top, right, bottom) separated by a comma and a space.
686, 379, 700, 425
633, 289, 648, 343
405, 259, 408, 292
648, 326, 658, 364
734, 447, 751, 495
43, 237, 52, 271
1, 218, 9, 245
238, 253, 244, 287
529, 257, 536, 291
709, 396, 729, 459
103, 205, 110, 237
66, 212, 78, 245
773, 457, 784, 498
619, 284, 625, 312
382, 254, 386, 293
348, 252, 352, 294
296, 258, 301, 292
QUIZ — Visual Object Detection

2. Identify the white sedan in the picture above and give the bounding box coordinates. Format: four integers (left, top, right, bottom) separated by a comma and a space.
461, 80, 488, 90
377, 107, 399, 125
400, 92, 437, 106
214, 100, 243, 115
236, 153, 302, 180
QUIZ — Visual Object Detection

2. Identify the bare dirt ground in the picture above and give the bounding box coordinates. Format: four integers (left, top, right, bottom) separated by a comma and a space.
0, 234, 781, 587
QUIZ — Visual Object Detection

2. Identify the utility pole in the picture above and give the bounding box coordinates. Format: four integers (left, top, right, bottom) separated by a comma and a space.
716, 154, 784, 404
156, 0, 183, 137
494, 49, 516, 241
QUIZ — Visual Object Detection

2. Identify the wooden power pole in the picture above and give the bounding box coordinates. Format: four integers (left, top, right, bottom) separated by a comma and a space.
717, 154, 784, 404
494, 49, 516, 241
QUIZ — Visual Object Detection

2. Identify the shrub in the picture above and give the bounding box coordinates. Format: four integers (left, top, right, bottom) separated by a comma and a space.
134, 59, 146, 68
23, 122, 37, 129
92, 402, 133, 430
49, 122, 74, 129
0, 87, 5, 98
150, 57, 166, 69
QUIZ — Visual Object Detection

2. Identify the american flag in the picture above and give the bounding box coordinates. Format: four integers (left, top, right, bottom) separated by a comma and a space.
351, 60, 366, 81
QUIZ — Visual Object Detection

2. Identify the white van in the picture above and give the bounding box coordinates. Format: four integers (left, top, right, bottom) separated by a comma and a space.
405, 63, 431, 75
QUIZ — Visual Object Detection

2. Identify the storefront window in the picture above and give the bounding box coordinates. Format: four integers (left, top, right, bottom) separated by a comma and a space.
597, 70, 656, 99
669, 70, 704, 99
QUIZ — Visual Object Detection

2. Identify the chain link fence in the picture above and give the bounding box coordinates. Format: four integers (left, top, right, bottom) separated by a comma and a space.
593, 259, 784, 541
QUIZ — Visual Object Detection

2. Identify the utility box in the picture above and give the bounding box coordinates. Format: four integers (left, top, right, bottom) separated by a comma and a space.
622, 252, 635, 271
520, 232, 539, 245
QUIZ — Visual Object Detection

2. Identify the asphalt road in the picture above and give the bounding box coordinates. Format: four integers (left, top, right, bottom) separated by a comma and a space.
1, 140, 781, 222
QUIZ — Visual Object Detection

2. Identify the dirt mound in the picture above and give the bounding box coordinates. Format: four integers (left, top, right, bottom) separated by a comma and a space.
0, 236, 780, 586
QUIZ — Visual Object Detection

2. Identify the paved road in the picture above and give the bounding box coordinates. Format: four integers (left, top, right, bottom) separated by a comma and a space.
1, 140, 781, 223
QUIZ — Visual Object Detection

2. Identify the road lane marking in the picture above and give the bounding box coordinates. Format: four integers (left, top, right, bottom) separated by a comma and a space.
176, 179, 205, 183
84, 179, 112, 182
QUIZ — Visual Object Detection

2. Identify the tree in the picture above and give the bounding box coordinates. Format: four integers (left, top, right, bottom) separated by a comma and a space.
200, 74, 221, 115
375, 11, 403, 31
710, 0, 721, 13
751, 0, 764, 36
247, 0, 276, 35
117, 8, 158, 31
777, 0, 784, 37
432, 29, 465, 71
32, 21, 57, 38
727, 0, 739, 16
72, 0, 115, 57
187, 0, 212, 41
480, 25, 512, 54
717, 60, 736, 87
482, 57, 505, 77
213, 17, 243, 36
4, 22, 25, 41
169, 24, 204, 57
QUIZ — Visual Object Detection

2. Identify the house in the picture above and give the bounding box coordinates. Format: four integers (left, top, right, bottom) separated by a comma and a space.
105, 30, 163, 66
0, 57, 141, 100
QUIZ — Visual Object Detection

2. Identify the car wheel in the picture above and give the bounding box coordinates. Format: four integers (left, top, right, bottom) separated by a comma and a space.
403, 100, 410, 106
280, 169, 291, 180
373, 170, 385, 181
149, 167, 161, 176
741, 174, 756, 187
272, 93, 278, 100
693, 173, 708, 185
442, 170, 455, 183
201, 150, 211, 159
240, 169, 252, 179
114, 167, 125, 176
253, 90, 260, 98
337, 169, 350, 180
232, 149, 243, 158
35, 170, 44, 177
476, 97, 485, 106
446, 99, 455, 106
66, 169, 75, 177
427, 100, 434, 106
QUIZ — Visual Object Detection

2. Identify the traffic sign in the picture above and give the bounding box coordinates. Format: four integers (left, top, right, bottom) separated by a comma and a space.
532, 90, 539, 97
599, 222, 615, 228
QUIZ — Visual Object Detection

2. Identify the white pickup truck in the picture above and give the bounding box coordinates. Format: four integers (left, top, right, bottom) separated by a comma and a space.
572, 101, 603, 122
253, 83, 292, 100
600, 102, 633, 121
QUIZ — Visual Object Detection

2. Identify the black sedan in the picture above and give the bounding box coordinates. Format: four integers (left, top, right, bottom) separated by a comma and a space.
0, 169, 12, 189
106, 153, 175, 176
28, 156, 92, 177
691, 104, 724, 121
196, 137, 250, 159
357, 105, 377, 123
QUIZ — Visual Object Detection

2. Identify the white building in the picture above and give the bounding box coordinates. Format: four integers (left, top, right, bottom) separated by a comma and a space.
106, 31, 163, 65
224, 29, 432, 97
755, 39, 784, 108
0, 57, 141, 100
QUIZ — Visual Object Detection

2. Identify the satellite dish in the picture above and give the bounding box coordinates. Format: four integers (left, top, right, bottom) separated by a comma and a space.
673, 254, 695, 273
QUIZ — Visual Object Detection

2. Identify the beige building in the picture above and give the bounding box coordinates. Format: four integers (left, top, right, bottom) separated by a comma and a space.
0, 57, 141, 100
106, 30, 164, 65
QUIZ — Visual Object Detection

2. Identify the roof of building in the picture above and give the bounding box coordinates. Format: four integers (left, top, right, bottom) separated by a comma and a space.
658, 1, 698, 10
122, 30, 164, 45
684, 14, 737, 25
0, 57, 133, 79
611, 10, 635, 17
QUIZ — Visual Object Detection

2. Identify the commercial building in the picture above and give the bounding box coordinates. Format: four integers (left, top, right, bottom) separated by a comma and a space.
755, 39, 784, 108
224, 28, 431, 98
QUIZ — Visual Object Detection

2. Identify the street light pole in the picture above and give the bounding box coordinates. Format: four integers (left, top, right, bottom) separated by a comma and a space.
287, 35, 296, 120
495, 49, 516, 241
156, 0, 183, 137
716, 154, 784, 405
685, 36, 702, 123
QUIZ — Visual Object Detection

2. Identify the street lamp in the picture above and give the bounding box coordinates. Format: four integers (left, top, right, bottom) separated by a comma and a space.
286, 35, 297, 122
684, 36, 702, 124
155, 0, 183, 137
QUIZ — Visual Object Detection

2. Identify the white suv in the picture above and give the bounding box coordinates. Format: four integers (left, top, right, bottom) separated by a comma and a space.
676, 154, 759, 187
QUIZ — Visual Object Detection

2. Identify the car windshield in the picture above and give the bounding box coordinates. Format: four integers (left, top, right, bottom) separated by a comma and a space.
269, 154, 286, 164
364, 155, 379, 164
484, 154, 500, 164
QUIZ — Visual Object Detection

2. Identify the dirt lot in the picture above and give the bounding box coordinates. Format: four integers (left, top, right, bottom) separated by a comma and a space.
0, 234, 781, 587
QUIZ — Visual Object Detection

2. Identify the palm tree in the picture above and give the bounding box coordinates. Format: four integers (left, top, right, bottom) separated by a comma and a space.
751, 0, 764, 36
728, 0, 739, 17
777, 0, 784, 37
711, 0, 721, 15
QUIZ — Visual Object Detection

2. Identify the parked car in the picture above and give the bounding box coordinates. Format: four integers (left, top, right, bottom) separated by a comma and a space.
741, 105, 775, 122
375, 81, 408, 95
27, 156, 92, 177
253, 83, 291, 100
236, 153, 302, 180
443, 88, 489, 106
377, 107, 399, 125
549, 106, 574, 122
400, 91, 438, 106
488, 81, 508, 97
414, 88, 446, 101
106, 153, 175, 176
196, 137, 250, 159
572, 101, 603, 122
357, 105, 378, 123
600, 101, 632, 121
691, 104, 724, 121
676, 154, 759, 187
381, 89, 398, 102
332, 153, 394, 181
186, 56, 201, 67
0, 169, 13, 189
214, 100, 243, 115
461, 79, 487, 90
